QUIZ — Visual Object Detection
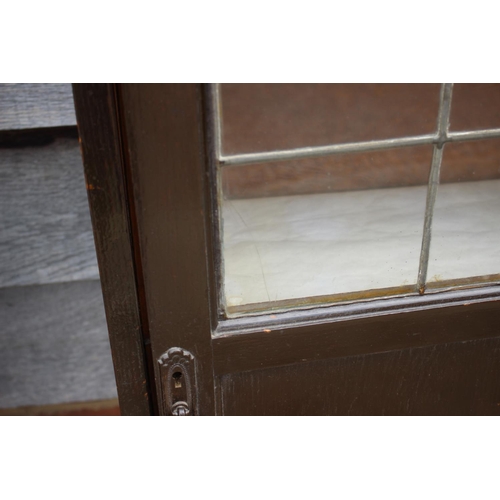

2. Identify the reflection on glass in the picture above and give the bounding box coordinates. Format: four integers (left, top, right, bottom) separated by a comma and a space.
220, 84, 440, 155
218, 84, 500, 315
427, 139, 500, 288
222, 146, 432, 314
449, 84, 500, 131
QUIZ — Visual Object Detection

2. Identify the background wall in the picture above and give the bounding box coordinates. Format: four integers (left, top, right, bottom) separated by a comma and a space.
0, 83, 118, 413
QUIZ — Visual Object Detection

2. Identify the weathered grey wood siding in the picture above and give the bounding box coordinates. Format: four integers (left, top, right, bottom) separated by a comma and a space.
0, 84, 117, 409
0, 281, 115, 408
0, 84, 77, 130
0, 138, 99, 287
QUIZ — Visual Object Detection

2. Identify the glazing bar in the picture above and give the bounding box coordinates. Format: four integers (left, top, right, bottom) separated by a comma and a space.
417, 83, 454, 294
219, 134, 438, 167
448, 128, 500, 142
211, 83, 223, 161
219, 128, 500, 167
212, 82, 500, 168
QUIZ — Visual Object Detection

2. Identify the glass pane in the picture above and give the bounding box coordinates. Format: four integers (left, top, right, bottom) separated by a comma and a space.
427, 138, 500, 288
449, 84, 500, 131
221, 146, 432, 314
220, 84, 440, 155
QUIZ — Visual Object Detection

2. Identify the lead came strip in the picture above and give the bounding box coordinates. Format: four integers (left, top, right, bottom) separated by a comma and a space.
212, 83, 500, 168
218, 127, 500, 167
212, 83, 223, 162
219, 134, 438, 166
417, 83, 454, 294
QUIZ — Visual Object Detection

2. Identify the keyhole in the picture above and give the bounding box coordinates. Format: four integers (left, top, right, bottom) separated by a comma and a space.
173, 371, 183, 389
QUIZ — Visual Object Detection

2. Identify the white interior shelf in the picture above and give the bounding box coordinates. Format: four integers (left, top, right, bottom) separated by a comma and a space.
222, 179, 500, 310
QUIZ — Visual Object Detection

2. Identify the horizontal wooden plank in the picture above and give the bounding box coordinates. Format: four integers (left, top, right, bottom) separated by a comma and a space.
0, 398, 120, 416
220, 84, 500, 198
0, 137, 99, 287
0, 84, 76, 130
222, 138, 500, 199
0, 280, 117, 409
220, 336, 500, 415
213, 293, 500, 375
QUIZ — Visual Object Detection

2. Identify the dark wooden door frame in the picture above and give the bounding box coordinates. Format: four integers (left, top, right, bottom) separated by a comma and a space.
74, 84, 217, 415
73, 84, 154, 415
74, 84, 500, 415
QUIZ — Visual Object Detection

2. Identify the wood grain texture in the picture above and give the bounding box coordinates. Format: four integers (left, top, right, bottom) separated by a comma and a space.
67, 84, 500, 416
0, 281, 117, 409
221, 84, 441, 154
213, 295, 500, 376
73, 84, 153, 415
0, 137, 99, 287
119, 84, 216, 415
222, 138, 500, 199
221, 83, 500, 199
451, 83, 500, 131
221, 336, 500, 415
0, 84, 76, 131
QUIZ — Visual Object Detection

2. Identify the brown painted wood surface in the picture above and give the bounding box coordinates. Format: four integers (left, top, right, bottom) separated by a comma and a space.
221, 84, 441, 154
213, 296, 500, 376
451, 83, 500, 131
72, 84, 152, 415
73, 83, 500, 415
222, 138, 500, 199
118, 84, 216, 415
220, 336, 500, 415
0, 84, 76, 130
221, 84, 500, 198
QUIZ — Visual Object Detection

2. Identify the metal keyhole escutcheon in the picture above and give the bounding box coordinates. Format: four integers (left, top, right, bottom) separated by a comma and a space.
158, 347, 197, 416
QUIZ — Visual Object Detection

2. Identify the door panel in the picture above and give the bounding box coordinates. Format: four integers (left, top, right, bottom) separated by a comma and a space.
220, 337, 500, 415
212, 296, 500, 376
